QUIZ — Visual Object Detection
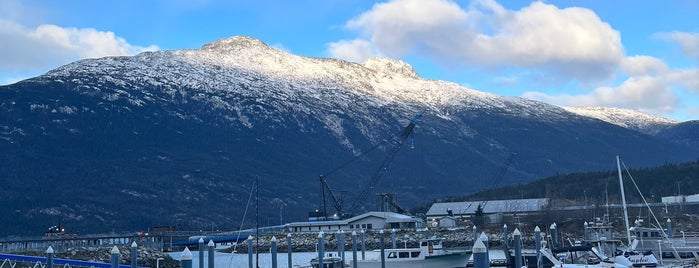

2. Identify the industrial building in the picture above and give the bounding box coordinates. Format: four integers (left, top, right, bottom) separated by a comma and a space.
426, 198, 549, 226
285, 211, 424, 232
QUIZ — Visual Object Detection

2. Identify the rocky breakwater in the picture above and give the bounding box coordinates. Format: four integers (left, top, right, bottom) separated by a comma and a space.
10, 246, 179, 268
223, 227, 544, 253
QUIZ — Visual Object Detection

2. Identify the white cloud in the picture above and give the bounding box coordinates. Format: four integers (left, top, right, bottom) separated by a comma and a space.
664, 69, 699, 93
524, 75, 679, 114
656, 31, 699, 60
337, 0, 624, 83
523, 56, 699, 116
620, 56, 668, 76
327, 39, 377, 63
0, 19, 158, 73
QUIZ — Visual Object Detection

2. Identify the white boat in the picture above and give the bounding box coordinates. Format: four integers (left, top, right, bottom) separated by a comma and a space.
466, 249, 510, 267
585, 215, 659, 267
627, 219, 699, 266
540, 246, 631, 268
356, 237, 470, 268
615, 156, 699, 267
310, 252, 346, 268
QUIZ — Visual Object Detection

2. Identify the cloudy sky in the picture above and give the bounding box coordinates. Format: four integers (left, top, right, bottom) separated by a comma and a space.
1, 0, 698, 120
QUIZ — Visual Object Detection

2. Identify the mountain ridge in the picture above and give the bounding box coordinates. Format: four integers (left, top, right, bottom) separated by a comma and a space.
563, 106, 679, 135
1, 35, 696, 236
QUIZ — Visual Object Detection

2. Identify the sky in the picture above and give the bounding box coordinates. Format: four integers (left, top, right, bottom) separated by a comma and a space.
1, 0, 698, 121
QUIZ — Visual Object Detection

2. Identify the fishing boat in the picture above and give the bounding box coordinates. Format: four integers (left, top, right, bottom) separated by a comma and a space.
627, 218, 699, 265
356, 237, 470, 268
615, 156, 699, 267
310, 252, 346, 268
540, 246, 631, 268
584, 215, 659, 267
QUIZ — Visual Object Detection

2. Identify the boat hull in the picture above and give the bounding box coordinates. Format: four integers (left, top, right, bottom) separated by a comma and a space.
356, 251, 470, 268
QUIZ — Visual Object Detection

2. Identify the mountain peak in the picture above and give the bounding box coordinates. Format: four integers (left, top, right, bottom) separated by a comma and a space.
363, 57, 419, 79
200, 36, 271, 52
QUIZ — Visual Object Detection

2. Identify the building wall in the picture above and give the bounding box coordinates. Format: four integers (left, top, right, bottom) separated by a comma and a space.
439, 217, 456, 228
347, 216, 385, 230
287, 213, 420, 232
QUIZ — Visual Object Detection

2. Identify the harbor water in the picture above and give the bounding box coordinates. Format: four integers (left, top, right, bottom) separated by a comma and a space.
170, 250, 348, 268
169, 248, 469, 268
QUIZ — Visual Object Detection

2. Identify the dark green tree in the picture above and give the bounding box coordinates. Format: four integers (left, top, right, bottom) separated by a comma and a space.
473, 204, 486, 227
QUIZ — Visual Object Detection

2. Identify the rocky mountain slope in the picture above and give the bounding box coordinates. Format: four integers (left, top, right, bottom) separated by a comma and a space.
562, 106, 679, 135
0, 36, 696, 236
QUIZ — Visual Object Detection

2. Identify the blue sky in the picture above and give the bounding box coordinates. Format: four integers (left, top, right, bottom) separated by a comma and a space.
1, 0, 698, 121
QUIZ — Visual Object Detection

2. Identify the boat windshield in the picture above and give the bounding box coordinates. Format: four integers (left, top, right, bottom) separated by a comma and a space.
388, 251, 421, 258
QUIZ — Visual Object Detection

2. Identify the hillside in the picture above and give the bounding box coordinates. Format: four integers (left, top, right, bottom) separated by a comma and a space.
0, 36, 697, 236
462, 158, 699, 204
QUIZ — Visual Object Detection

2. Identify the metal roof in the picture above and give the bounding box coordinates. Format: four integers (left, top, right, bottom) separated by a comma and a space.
285, 211, 419, 228
426, 198, 549, 216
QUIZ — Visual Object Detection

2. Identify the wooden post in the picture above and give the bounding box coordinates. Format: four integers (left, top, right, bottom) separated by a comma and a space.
473, 237, 487, 268
46, 246, 54, 268
480, 232, 490, 268
318, 232, 325, 268
360, 229, 366, 260
380, 230, 386, 268
181, 247, 193, 268
550, 223, 558, 248
207, 240, 215, 268
271, 236, 277, 268
247, 236, 254, 268
338, 230, 345, 263
535, 226, 542, 268
131, 241, 138, 268
503, 224, 509, 266
287, 233, 292, 268
198, 238, 204, 268
111, 246, 120, 268
514, 228, 522, 268
351, 231, 358, 268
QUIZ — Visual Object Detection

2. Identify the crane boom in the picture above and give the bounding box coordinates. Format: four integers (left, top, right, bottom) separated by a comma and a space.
480, 153, 516, 208
347, 114, 421, 216
319, 175, 345, 218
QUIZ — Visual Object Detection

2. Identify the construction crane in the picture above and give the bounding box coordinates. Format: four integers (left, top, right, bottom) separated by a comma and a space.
479, 153, 516, 209
376, 192, 410, 215
314, 113, 421, 220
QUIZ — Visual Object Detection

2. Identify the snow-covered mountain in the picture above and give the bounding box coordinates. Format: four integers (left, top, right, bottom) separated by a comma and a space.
563, 106, 678, 135
1, 36, 696, 236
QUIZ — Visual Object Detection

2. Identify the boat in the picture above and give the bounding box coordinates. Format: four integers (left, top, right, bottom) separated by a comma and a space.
585, 215, 659, 267
627, 218, 699, 266
466, 248, 511, 267
42, 223, 78, 239
356, 237, 471, 268
540, 246, 631, 268
310, 252, 346, 268
615, 156, 699, 267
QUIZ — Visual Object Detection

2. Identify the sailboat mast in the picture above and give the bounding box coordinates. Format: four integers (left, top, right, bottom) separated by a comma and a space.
255, 176, 260, 268
617, 155, 632, 246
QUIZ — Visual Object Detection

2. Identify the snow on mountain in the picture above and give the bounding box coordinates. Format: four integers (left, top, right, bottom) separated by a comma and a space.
562, 106, 678, 134
34, 35, 592, 152
33, 36, 683, 141
43, 36, 568, 120
4, 36, 699, 235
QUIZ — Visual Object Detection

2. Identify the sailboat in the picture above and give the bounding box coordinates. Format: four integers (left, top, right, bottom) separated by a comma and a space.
615, 156, 699, 267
